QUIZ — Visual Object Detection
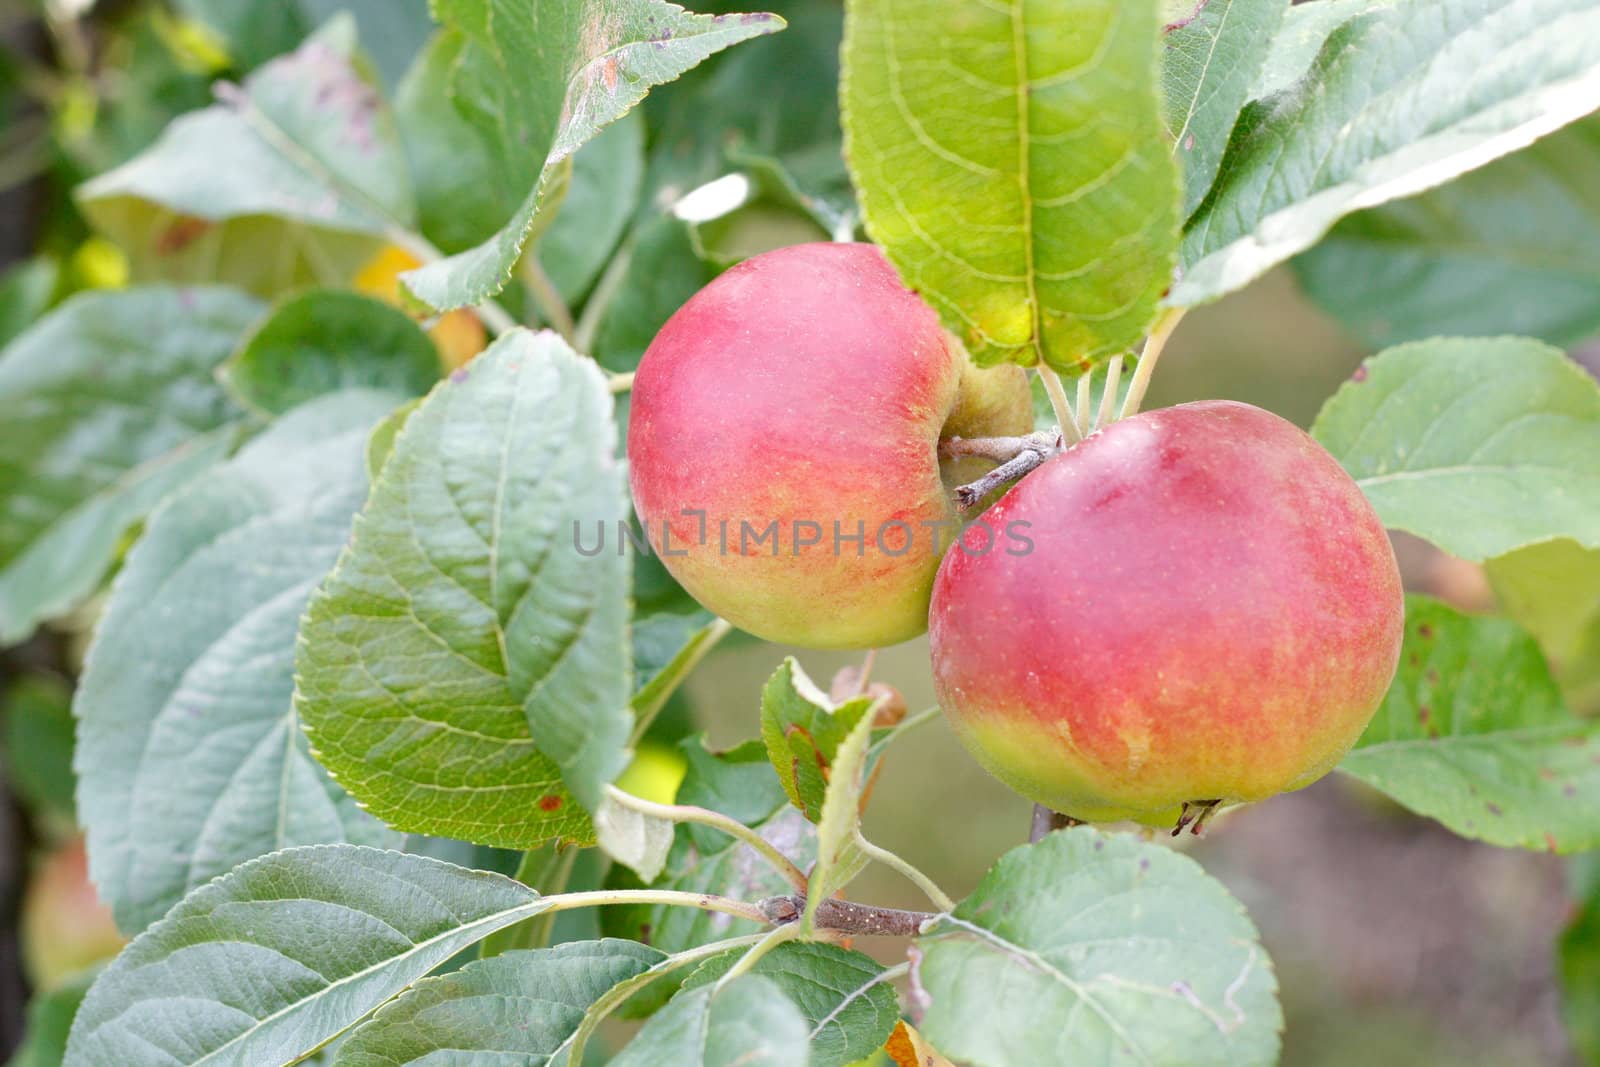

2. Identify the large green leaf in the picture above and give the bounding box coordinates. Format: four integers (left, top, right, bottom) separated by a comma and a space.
610, 975, 808, 1067
398, 0, 783, 315
684, 942, 899, 1067
1163, 0, 1287, 217
297, 330, 631, 846
1311, 337, 1600, 561
916, 827, 1281, 1067
603, 739, 814, 958
842, 0, 1180, 370
63, 845, 552, 1067
1295, 117, 1600, 350
1340, 597, 1600, 852
78, 22, 411, 297
332, 939, 664, 1066
75, 391, 403, 933
1247, 0, 1397, 101
220, 290, 441, 416
1173, 0, 1600, 307
0, 286, 259, 645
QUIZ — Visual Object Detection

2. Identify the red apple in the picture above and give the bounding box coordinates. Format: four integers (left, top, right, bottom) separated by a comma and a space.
929, 400, 1404, 825
628, 242, 1032, 648
21, 835, 125, 990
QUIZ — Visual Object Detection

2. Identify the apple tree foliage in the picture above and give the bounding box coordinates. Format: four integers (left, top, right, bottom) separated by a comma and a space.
0, 0, 1597, 1063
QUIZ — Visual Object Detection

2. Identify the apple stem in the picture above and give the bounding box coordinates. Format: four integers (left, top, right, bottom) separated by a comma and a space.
1097, 354, 1124, 430
1036, 365, 1083, 444
940, 431, 1059, 463
1119, 308, 1186, 420
1171, 798, 1222, 837
1075, 373, 1093, 438
952, 447, 1052, 511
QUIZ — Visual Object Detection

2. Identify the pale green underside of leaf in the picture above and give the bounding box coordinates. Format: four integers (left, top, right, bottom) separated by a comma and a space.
1163, 0, 1287, 218
610, 975, 809, 1067
683, 941, 900, 1067
74, 390, 404, 933
1311, 336, 1600, 561
843, 0, 1180, 371
1248, 0, 1398, 101
78, 25, 415, 297
64, 845, 550, 1067
220, 290, 441, 416
917, 828, 1281, 1067
399, 1, 782, 314
1341, 596, 1600, 852
1173, 0, 1600, 307
332, 939, 663, 1066
0, 285, 260, 644
1487, 539, 1600, 668
1294, 116, 1600, 350
296, 330, 631, 846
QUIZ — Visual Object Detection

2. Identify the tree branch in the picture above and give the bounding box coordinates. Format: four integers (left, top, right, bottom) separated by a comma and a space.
759, 895, 938, 936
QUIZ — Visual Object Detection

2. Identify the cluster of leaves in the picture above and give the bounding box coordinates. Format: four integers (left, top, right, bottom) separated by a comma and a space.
0, 0, 1598, 1064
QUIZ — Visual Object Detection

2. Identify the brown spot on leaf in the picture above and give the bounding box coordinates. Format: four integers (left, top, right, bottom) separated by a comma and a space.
1352, 365, 1369, 382
537, 795, 563, 812
156, 216, 212, 255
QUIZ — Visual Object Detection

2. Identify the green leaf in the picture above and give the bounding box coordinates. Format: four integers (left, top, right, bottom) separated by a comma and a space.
296, 329, 631, 845
0, 258, 57, 349
1561, 873, 1600, 1065
2, 676, 77, 825
0, 286, 259, 645
1174, 0, 1600, 307
1163, 0, 1288, 217
1339, 596, 1600, 852
595, 792, 677, 883
64, 845, 553, 1067
74, 391, 403, 932
1487, 539, 1600, 669
399, 0, 784, 315
1295, 116, 1600, 350
916, 827, 1281, 1067
220, 290, 440, 416
364, 396, 423, 483
610, 975, 808, 1067
332, 939, 664, 1066
603, 739, 815, 957
1247, 0, 1397, 101
684, 942, 899, 1067
803, 705, 876, 931
172, 0, 310, 71
540, 110, 647, 303
632, 610, 724, 721
593, 215, 719, 374
644, 0, 850, 233
842, 0, 1180, 370
78, 22, 411, 297
297, 0, 434, 90
759, 658, 877, 821
1310, 337, 1600, 561
9, 971, 93, 1067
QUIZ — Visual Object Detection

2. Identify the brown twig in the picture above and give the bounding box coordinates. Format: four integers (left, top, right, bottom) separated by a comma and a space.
759, 895, 937, 936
